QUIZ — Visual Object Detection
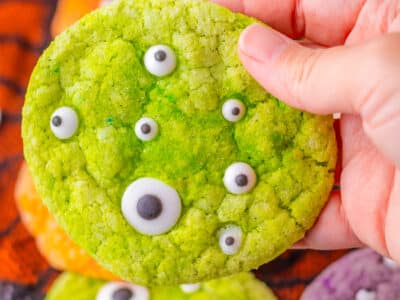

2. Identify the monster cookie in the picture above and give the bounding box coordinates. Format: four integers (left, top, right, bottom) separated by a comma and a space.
301, 248, 400, 300
23, 0, 337, 285
46, 272, 277, 300
15, 162, 115, 280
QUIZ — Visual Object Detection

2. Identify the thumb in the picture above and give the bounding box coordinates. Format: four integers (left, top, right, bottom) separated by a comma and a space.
239, 24, 400, 167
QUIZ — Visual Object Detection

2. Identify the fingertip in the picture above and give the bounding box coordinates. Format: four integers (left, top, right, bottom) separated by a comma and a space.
239, 24, 290, 62
237, 24, 296, 110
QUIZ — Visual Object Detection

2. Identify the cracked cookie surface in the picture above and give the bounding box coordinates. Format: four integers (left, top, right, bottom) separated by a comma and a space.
46, 272, 277, 300
23, 0, 337, 286
15, 162, 115, 280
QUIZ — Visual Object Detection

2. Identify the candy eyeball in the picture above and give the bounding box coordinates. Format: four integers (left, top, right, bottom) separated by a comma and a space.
382, 257, 398, 269
135, 117, 158, 141
355, 289, 376, 300
222, 99, 246, 122
180, 283, 201, 294
218, 225, 243, 255
121, 178, 182, 235
223, 162, 257, 194
50, 107, 79, 139
96, 282, 149, 300
144, 45, 176, 77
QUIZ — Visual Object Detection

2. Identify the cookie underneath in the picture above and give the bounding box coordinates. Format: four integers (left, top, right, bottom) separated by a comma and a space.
301, 248, 400, 300
45, 272, 277, 300
15, 162, 115, 280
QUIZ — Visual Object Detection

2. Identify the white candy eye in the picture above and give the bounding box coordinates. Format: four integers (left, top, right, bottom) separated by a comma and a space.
355, 289, 376, 300
134, 117, 158, 141
50, 107, 79, 139
99, 0, 113, 7
144, 45, 176, 77
382, 257, 398, 269
218, 225, 242, 255
121, 178, 181, 235
96, 282, 149, 300
222, 99, 246, 122
223, 162, 257, 194
180, 283, 201, 294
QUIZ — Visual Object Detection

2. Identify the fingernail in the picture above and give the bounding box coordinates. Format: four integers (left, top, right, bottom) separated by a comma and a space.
239, 24, 290, 63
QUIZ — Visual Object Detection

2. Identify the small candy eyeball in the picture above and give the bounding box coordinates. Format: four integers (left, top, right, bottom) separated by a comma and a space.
99, 0, 113, 7
121, 178, 182, 235
96, 282, 149, 300
222, 99, 246, 122
382, 256, 398, 269
180, 283, 201, 294
218, 225, 243, 255
50, 106, 79, 139
134, 117, 158, 141
223, 162, 257, 194
355, 289, 376, 300
144, 45, 176, 77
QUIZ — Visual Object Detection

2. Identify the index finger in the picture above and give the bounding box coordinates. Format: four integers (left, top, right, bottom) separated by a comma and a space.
211, 0, 365, 46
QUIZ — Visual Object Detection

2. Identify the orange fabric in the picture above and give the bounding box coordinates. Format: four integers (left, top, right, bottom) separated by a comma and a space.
255, 250, 349, 299
0, 0, 58, 291
51, 0, 100, 37
15, 162, 116, 280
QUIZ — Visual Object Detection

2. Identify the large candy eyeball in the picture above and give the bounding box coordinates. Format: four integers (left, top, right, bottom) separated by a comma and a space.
382, 256, 398, 269
50, 107, 79, 139
222, 99, 246, 122
144, 45, 176, 77
223, 162, 256, 194
96, 282, 149, 300
218, 225, 243, 255
355, 289, 376, 300
180, 283, 201, 294
121, 178, 181, 235
134, 117, 158, 141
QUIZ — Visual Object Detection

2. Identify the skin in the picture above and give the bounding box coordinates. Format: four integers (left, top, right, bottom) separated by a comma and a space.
212, 0, 400, 262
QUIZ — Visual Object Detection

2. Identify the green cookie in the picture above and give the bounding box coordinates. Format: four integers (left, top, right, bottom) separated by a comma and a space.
45, 272, 277, 300
23, 0, 337, 286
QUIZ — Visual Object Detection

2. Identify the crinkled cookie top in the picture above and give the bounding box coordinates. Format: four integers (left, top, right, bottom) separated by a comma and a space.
23, 0, 336, 286
45, 272, 277, 300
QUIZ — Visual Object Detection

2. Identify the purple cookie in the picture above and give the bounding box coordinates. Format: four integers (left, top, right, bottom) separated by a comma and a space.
301, 248, 400, 300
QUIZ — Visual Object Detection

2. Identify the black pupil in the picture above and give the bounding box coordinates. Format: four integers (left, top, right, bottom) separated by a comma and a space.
140, 123, 151, 134
137, 194, 163, 220
225, 236, 235, 246
154, 50, 167, 62
112, 288, 133, 300
231, 107, 240, 116
235, 174, 248, 187
52, 116, 62, 127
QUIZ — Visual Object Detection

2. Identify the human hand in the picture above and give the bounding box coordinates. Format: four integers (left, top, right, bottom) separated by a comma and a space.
212, 0, 400, 262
